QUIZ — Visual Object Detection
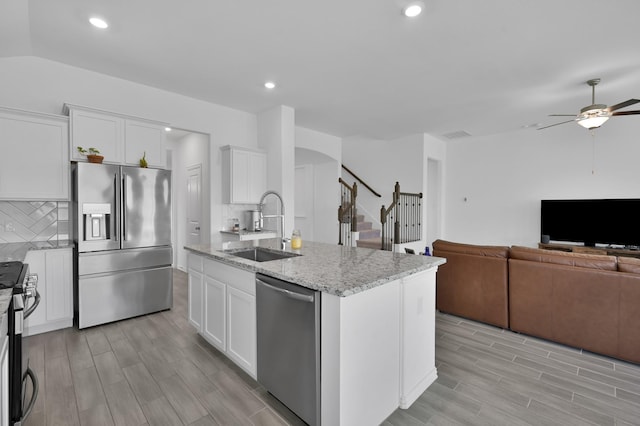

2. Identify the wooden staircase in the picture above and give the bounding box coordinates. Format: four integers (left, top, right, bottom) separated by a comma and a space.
340, 174, 422, 251
354, 214, 382, 249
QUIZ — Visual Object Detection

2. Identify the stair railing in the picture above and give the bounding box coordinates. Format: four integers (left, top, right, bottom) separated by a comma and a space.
338, 178, 357, 246
342, 165, 381, 198
380, 182, 422, 251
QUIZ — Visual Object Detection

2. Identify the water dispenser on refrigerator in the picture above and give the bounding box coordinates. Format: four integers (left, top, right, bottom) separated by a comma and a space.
82, 203, 111, 241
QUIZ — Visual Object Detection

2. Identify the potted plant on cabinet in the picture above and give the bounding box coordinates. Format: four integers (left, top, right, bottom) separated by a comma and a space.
139, 151, 148, 168
77, 146, 104, 164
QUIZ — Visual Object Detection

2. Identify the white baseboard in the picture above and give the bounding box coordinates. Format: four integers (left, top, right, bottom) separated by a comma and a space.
25, 318, 73, 336
399, 367, 438, 409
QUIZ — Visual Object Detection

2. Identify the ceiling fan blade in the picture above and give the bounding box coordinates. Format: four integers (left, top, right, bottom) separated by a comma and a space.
612, 110, 640, 116
537, 119, 575, 130
607, 99, 640, 112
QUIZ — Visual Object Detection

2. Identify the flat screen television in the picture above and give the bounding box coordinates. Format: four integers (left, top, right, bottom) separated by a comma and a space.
541, 199, 640, 247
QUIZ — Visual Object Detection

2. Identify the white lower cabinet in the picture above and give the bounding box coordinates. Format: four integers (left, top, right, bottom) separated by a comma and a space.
188, 271, 204, 331
187, 254, 257, 378
226, 286, 256, 374
187, 254, 204, 331
24, 248, 73, 336
203, 276, 226, 350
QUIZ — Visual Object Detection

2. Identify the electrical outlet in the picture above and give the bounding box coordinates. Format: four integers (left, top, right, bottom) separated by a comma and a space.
5, 222, 14, 232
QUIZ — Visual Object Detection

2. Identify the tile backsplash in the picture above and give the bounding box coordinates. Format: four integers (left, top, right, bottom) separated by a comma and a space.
0, 201, 69, 243
222, 203, 259, 231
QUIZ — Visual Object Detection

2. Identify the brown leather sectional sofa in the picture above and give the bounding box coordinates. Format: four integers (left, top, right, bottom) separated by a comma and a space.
432, 239, 510, 328
433, 239, 640, 364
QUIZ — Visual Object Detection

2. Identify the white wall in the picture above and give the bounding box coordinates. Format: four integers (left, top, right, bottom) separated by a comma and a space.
257, 106, 296, 237
342, 135, 424, 226
0, 56, 259, 247
423, 134, 447, 249
295, 127, 342, 244
444, 121, 640, 247
296, 126, 342, 163
294, 148, 341, 244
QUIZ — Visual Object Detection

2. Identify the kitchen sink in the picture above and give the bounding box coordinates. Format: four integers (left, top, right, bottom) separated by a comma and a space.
224, 247, 302, 262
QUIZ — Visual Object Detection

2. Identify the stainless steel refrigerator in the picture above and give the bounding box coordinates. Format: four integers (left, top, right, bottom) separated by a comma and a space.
72, 162, 172, 329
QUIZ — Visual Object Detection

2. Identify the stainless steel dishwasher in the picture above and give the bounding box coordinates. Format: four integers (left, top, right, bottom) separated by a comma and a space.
256, 273, 320, 426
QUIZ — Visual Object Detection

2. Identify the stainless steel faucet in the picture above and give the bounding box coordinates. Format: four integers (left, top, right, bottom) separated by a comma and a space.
259, 190, 287, 250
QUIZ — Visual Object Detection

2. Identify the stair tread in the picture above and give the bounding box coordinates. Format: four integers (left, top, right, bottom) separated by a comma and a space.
356, 221, 372, 231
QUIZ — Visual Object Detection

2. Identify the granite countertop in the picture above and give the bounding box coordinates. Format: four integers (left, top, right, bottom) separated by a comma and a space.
0, 240, 72, 263
185, 239, 445, 297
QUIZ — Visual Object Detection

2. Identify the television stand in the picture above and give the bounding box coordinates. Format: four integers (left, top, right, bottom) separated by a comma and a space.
539, 242, 640, 259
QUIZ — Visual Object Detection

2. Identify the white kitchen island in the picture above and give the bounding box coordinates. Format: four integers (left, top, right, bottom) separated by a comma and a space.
185, 240, 445, 426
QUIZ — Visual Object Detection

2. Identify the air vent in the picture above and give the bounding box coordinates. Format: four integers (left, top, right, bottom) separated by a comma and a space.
442, 130, 472, 139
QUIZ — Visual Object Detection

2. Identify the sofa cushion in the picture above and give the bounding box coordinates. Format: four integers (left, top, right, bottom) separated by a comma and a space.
510, 246, 617, 271
618, 256, 640, 274
432, 239, 509, 258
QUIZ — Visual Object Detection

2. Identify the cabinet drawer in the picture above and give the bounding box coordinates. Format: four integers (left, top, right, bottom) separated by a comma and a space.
204, 258, 255, 295
188, 254, 204, 273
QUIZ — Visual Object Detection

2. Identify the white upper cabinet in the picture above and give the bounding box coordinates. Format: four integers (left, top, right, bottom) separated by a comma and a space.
221, 145, 267, 204
64, 104, 168, 168
124, 119, 166, 168
68, 107, 124, 163
0, 107, 69, 200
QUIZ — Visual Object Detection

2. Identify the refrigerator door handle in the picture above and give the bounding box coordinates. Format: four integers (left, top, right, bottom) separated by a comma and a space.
122, 172, 127, 241
114, 172, 120, 242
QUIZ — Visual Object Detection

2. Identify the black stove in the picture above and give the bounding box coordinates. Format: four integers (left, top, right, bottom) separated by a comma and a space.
0, 261, 28, 291
3, 260, 39, 425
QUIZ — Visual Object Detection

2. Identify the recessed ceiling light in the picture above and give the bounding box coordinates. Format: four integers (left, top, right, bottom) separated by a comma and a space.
403, 2, 423, 17
264, 81, 276, 89
164, 127, 172, 132
89, 17, 109, 29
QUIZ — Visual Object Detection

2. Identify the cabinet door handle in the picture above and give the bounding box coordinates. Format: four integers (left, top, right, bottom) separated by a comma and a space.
257, 279, 314, 303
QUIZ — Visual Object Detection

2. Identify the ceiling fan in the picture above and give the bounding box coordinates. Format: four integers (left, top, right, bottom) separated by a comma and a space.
538, 78, 640, 130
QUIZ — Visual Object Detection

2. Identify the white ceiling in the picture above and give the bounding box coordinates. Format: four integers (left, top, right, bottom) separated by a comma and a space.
2, 0, 640, 141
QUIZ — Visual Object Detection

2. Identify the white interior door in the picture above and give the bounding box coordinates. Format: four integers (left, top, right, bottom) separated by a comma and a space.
187, 164, 202, 245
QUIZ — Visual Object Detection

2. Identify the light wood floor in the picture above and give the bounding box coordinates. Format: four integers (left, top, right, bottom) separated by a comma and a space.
384, 314, 640, 426
25, 270, 640, 425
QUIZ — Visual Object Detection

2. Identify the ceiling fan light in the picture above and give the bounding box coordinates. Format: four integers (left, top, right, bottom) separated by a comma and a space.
576, 105, 611, 129
577, 115, 610, 129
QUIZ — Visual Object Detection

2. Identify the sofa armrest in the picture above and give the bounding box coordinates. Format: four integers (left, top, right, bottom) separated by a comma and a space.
435, 250, 509, 328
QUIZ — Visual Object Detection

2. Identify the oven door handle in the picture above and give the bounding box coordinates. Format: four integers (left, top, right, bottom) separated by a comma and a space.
21, 367, 39, 423
24, 290, 41, 320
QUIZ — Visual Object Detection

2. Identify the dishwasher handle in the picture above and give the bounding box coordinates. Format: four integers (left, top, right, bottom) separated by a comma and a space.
257, 278, 315, 303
